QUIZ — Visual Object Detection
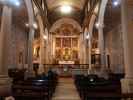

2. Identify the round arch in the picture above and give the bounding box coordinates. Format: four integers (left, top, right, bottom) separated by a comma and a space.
24, 0, 34, 26
98, 0, 108, 27
50, 18, 82, 32
24, 0, 35, 69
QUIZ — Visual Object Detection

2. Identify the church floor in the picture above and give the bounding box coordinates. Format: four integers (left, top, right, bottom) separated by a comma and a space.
52, 77, 81, 100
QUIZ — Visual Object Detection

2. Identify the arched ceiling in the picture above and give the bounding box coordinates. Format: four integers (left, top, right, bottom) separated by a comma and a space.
104, 0, 133, 33
46, 0, 88, 26
0, 0, 28, 30
33, 0, 100, 29
46, 0, 86, 10
50, 18, 82, 33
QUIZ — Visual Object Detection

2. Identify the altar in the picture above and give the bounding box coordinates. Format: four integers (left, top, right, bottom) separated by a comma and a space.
54, 61, 72, 77
59, 61, 75, 64
51, 64, 88, 77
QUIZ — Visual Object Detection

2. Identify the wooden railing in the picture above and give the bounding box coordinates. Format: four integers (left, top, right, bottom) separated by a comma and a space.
43, 64, 90, 69
43, 64, 90, 76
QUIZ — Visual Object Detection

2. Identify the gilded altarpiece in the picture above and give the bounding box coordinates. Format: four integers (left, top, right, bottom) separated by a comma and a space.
53, 24, 79, 64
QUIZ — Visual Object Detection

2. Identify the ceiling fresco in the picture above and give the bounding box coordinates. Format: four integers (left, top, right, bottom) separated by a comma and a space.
46, 0, 86, 10
46, 0, 88, 25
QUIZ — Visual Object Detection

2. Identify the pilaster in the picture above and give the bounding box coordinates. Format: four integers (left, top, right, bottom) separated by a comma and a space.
121, 0, 133, 94
0, 6, 12, 95
98, 26, 107, 78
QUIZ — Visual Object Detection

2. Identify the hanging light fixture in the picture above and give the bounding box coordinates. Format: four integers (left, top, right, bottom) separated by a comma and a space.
33, 22, 38, 29
60, 5, 72, 14
0, 0, 20, 6
25, 22, 38, 29
95, 22, 100, 28
86, 34, 90, 39
113, 0, 120, 7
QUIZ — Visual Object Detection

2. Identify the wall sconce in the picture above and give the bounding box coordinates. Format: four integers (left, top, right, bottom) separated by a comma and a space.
25, 22, 38, 29
43, 35, 48, 40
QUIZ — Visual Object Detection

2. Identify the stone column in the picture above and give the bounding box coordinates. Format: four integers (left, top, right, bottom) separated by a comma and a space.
86, 39, 89, 65
88, 39, 92, 71
24, 0, 35, 77
44, 28, 49, 72
87, 39, 92, 74
121, 0, 133, 93
79, 33, 85, 64
27, 26, 35, 77
97, 0, 108, 77
79, 34, 82, 64
38, 36, 45, 74
82, 29, 87, 64
84, 29, 88, 65
36, 15, 45, 74
45, 28, 49, 64
98, 26, 107, 77
88, 13, 97, 74
98, 27, 104, 66
0, 6, 12, 95
49, 33, 53, 64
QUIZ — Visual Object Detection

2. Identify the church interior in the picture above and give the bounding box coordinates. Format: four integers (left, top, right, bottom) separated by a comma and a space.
0, 0, 133, 100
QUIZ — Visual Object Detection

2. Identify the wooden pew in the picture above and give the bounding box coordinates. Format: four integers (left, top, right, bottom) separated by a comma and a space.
74, 74, 122, 100
12, 71, 58, 100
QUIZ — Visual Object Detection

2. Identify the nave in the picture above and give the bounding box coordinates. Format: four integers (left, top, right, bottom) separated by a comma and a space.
7, 69, 132, 100
1, 0, 133, 99
52, 78, 80, 100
